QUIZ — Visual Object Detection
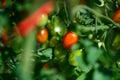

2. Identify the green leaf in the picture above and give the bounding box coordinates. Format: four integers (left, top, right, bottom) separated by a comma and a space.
37, 48, 53, 62
82, 39, 93, 47
87, 47, 103, 64
93, 68, 111, 80
85, 19, 94, 25
76, 73, 86, 80
40, 68, 65, 80
75, 53, 92, 73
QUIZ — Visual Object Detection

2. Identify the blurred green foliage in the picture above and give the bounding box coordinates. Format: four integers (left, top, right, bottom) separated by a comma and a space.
0, 0, 120, 80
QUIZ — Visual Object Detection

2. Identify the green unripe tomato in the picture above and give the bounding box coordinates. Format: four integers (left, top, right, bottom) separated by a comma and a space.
37, 14, 48, 28
68, 49, 83, 66
105, 28, 120, 60
105, 28, 120, 51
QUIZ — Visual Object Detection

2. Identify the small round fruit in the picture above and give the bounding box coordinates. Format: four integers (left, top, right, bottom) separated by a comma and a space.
62, 32, 78, 49
105, 28, 120, 59
112, 9, 120, 23
105, 28, 120, 50
68, 50, 83, 66
36, 28, 48, 43
37, 14, 48, 27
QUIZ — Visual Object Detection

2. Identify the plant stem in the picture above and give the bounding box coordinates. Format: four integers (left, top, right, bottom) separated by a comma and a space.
72, 5, 120, 27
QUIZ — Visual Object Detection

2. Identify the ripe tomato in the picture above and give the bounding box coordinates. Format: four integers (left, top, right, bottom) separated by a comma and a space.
112, 9, 120, 23
36, 28, 48, 43
68, 50, 83, 66
62, 32, 78, 50
2, 0, 6, 8
1, 29, 8, 46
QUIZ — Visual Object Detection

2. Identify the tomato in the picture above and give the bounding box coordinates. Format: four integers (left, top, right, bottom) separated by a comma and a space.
36, 28, 48, 43
112, 9, 120, 23
105, 28, 120, 58
2, 0, 6, 8
62, 32, 78, 50
17, 1, 54, 36
37, 14, 48, 28
68, 50, 83, 66
42, 63, 49, 69
1, 29, 8, 46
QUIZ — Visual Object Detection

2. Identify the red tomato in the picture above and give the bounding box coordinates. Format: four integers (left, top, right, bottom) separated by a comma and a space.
42, 63, 49, 69
1, 29, 8, 46
2, 0, 6, 8
36, 28, 48, 43
17, 1, 54, 36
112, 9, 120, 23
62, 32, 78, 50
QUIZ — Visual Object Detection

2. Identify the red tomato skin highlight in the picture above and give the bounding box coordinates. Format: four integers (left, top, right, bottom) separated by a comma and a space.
17, 1, 54, 36
62, 32, 78, 50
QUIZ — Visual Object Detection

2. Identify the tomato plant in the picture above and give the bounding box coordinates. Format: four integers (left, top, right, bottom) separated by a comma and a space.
62, 32, 78, 50
1, 0, 120, 80
1, 0, 6, 8
36, 28, 48, 43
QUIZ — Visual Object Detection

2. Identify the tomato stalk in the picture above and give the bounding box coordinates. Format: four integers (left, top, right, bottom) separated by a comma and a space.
17, 1, 54, 36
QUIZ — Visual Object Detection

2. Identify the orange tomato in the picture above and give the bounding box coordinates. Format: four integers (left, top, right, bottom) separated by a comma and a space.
112, 9, 120, 23
62, 32, 78, 50
36, 28, 48, 43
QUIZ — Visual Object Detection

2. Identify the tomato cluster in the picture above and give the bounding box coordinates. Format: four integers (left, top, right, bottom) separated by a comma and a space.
36, 26, 78, 50
1, 0, 120, 80
34, 10, 80, 66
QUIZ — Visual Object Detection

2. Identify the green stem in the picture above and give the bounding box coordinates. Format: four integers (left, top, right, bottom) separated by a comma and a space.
72, 5, 120, 27
77, 25, 109, 32
64, 0, 72, 26
17, 31, 36, 80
